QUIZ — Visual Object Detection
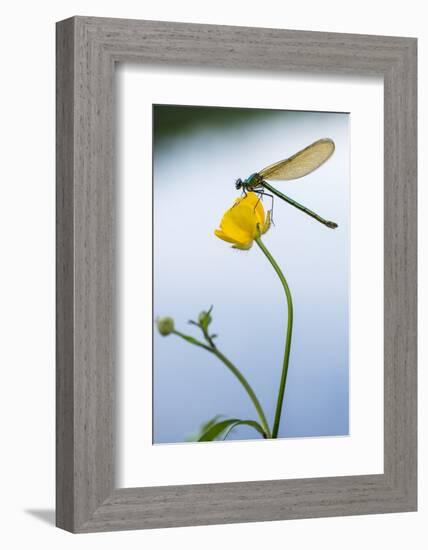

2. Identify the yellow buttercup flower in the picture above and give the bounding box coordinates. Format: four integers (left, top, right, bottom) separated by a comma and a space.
214, 192, 271, 250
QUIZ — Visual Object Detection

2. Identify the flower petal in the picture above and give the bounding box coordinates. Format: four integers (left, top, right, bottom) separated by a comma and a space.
254, 198, 266, 226
239, 192, 258, 207
214, 229, 240, 245
242, 192, 266, 226
222, 202, 259, 238
214, 228, 252, 248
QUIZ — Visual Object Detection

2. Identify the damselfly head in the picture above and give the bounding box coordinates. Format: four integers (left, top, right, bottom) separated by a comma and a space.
235, 178, 243, 190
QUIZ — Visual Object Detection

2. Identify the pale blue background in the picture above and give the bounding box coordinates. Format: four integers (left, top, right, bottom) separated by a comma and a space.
153, 106, 349, 443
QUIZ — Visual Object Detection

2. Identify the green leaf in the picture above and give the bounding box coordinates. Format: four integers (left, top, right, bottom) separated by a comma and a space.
198, 418, 266, 441
200, 414, 224, 434
186, 415, 224, 442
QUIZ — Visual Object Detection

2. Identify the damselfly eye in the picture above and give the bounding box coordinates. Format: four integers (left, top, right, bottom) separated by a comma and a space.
235, 178, 243, 190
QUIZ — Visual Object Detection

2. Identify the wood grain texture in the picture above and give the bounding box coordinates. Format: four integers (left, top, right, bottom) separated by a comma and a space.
56, 16, 417, 533
56, 18, 75, 532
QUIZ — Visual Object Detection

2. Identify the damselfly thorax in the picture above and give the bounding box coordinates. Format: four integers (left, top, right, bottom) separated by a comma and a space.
235, 173, 264, 191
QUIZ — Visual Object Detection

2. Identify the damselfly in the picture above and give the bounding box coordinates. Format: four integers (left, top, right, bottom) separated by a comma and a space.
235, 138, 338, 229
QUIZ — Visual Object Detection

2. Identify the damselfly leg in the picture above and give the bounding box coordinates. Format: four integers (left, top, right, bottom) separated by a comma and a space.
254, 189, 275, 225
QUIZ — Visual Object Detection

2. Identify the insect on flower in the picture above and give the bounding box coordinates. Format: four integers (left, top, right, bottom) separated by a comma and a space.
234, 138, 338, 229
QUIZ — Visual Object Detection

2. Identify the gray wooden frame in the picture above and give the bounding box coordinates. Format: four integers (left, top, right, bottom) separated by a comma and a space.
56, 16, 417, 533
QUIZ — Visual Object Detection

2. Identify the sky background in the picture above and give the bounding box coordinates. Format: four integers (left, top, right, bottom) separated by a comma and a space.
153, 105, 349, 444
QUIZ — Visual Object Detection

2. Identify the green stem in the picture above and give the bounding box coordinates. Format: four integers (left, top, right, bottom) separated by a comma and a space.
255, 237, 293, 439
212, 348, 271, 438
173, 330, 271, 438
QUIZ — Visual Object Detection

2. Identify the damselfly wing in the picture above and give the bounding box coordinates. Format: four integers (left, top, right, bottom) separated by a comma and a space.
259, 138, 335, 181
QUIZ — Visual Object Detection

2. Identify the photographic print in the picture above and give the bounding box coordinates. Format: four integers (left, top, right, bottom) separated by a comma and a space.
153, 104, 349, 444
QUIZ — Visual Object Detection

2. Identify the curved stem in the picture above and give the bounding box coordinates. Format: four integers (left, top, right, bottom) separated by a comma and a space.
255, 237, 293, 439
173, 330, 271, 438
211, 347, 271, 437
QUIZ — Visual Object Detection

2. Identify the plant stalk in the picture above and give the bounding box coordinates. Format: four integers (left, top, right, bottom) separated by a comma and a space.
255, 238, 293, 439
173, 330, 271, 438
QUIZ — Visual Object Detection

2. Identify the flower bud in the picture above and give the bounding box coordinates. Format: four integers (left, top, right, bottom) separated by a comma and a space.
156, 317, 175, 336
198, 309, 212, 328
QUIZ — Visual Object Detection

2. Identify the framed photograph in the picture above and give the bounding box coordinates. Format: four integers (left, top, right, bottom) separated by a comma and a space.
56, 16, 417, 532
